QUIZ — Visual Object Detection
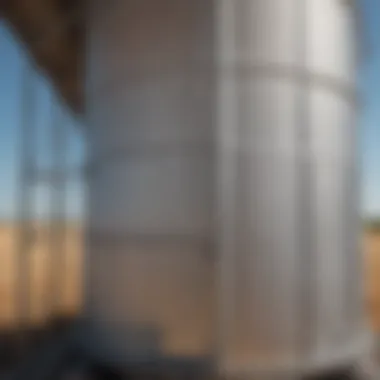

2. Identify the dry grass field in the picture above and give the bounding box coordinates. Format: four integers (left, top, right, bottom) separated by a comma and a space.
364, 230, 380, 331
0, 223, 83, 330
0, 224, 379, 334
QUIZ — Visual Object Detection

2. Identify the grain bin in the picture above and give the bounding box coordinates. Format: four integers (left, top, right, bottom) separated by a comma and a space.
85, 0, 216, 368
85, 0, 372, 377
216, 0, 373, 377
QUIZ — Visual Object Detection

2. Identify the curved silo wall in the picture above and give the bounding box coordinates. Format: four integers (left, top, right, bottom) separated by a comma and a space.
85, 0, 216, 366
85, 0, 372, 376
216, 0, 372, 376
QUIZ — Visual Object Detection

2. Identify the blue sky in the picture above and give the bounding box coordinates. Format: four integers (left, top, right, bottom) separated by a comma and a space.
0, 22, 85, 221
359, 0, 380, 217
0, 1, 379, 220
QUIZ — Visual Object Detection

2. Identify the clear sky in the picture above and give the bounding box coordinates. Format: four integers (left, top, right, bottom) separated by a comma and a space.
0, 1, 379, 220
0, 22, 85, 221
359, 0, 380, 217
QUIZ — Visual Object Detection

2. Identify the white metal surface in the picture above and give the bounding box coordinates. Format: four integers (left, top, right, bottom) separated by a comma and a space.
216, 0, 372, 376
85, 0, 216, 365
85, 0, 372, 376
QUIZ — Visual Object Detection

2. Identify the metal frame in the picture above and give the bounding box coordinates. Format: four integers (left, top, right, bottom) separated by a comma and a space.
15, 56, 37, 335
15, 56, 83, 341
47, 94, 68, 317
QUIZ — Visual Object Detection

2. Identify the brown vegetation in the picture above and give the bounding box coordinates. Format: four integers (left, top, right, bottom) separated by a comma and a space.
0, 223, 83, 330
364, 230, 380, 331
